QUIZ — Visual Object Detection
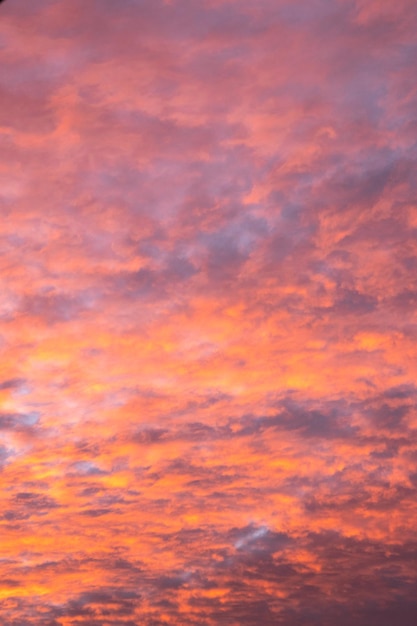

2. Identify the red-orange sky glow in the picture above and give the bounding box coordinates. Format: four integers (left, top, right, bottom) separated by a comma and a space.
1, 1, 417, 624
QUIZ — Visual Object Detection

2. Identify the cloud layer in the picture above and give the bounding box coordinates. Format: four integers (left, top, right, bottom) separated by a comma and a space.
0, 0, 416, 624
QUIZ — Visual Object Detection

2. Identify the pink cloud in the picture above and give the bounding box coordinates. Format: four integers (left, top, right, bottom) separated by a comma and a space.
0, 0, 416, 624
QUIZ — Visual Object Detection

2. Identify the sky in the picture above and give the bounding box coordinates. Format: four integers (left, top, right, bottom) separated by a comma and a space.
0, 0, 416, 624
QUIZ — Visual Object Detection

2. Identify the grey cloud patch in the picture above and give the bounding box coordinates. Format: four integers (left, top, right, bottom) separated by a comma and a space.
167, 255, 199, 280
369, 403, 410, 430
332, 288, 378, 315
21, 291, 95, 324
392, 289, 417, 311
110, 256, 198, 303
155, 572, 191, 590
0, 411, 40, 430
79, 508, 116, 517
0, 378, 26, 391
231, 525, 292, 554
237, 400, 356, 441
382, 384, 417, 400
199, 216, 268, 284
52, 587, 142, 622
68, 461, 107, 476
2, 492, 61, 521
14, 492, 59, 510
133, 427, 168, 445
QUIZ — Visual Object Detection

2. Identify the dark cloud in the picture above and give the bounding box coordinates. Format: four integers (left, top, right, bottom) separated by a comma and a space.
237, 399, 356, 440
0, 412, 39, 430
21, 292, 93, 324
0, 378, 26, 391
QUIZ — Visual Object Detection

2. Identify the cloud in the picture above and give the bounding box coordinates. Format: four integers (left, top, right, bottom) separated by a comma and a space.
0, 0, 416, 624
